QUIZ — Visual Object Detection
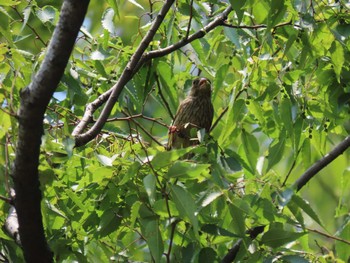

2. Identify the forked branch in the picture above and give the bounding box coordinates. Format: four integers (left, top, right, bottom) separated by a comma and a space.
72, 4, 233, 147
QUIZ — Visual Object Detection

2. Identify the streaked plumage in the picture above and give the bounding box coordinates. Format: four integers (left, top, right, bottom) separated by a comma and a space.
168, 78, 214, 149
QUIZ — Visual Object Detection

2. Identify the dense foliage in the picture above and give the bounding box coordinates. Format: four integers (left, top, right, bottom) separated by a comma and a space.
0, 0, 350, 262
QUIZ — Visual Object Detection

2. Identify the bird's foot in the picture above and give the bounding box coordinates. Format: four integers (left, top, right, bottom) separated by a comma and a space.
168, 125, 178, 134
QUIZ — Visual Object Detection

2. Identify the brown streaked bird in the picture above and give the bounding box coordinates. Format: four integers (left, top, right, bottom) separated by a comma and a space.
167, 77, 214, 150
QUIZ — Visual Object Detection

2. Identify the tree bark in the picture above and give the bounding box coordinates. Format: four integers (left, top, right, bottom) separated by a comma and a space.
11, 1, 89, 262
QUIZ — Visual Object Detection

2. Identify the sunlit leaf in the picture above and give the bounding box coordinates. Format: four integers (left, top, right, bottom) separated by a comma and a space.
166, 161, 210, 179
36, 6, 58, 25
261, 226, 306, 248
143, 174, 156, 206
291, 195, 323, 227
151, 148, 192, 169
140, 216, 164, 262
330, 41, 344, 82
128, 0, 144, 10
101, 8, 116, 35
267, 133, 285, 171
171, 185, 199, 237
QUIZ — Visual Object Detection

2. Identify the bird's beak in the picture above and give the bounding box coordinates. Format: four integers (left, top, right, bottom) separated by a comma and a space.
199, 78, 208, 87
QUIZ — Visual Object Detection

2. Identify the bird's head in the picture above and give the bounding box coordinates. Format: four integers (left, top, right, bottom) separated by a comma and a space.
190, 77, 212, 97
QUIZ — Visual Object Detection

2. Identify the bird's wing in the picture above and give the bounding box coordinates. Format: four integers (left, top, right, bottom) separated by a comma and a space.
172, 97, 193, 127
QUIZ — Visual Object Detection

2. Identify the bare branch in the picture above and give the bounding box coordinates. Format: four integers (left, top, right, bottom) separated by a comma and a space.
121, 110, 165, 147
106, 113, 168, 128
184, 0, 194, 40
155, 73, 175, 120
307, 227, 350, 246
11, 0, 89, 261
210, 106, 228, 132
293, 136, 350, 191
73, 0, 176, 147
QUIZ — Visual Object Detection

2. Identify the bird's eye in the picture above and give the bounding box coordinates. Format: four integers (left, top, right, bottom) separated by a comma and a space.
193, 78, 200, 85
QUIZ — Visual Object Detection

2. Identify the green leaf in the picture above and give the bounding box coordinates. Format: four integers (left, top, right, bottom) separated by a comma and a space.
280, 96, 293, 138
267, 133, 286, 171
219, 151, 242, 173
0, 110, 11, 140
301, 138, 311, 170
157, 61, 177, 113
252, 0, 269, 24
151, 148, 192, 169
119, 162, 141, 185
96, 154, 116, 167
200, 191, 223, 208
143, 174, 156, 206
280, 255, 310, 263
261, 226, 306, 248
170, 185, 199, 237
140, 217, 164, 263
0, 0, 20, 6
241, 130, 259, 173
128, 0, 144, 10
201, 224, 237, 238
229, 0, 245, 24
63, 137, 75, 157
248, 101, 265, 126
166, 161, 210, 179
291, 195, 323, 227
130, 201, 141, 228
36, 6, 58, 25
330, 41, 344, 82
98, 209, 121, 237
335, 219, 350, 261
65, 189, 87, 211
198, 247, 217, 263
101, 8, 116, 35
229, 204, 246, 236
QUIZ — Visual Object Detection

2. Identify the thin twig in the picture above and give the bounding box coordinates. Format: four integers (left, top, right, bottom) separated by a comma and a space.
210, 106, 228, 132
122, 110, 165, 147
155, 73, 175, 120
0, 195, 13, 204
166, 219, 180, 263
282, 146, 302, 187
307, 228, 350, 246
12, 6, 47, 47
223, 20, 293, 30
184, 0, 194, 40
106, 113, 168, 128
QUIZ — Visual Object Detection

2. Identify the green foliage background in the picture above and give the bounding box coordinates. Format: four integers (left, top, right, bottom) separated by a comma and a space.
0, 0, 350, 262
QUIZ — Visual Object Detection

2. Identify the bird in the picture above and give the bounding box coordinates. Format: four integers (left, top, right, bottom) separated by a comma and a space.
167, 77, 214, 150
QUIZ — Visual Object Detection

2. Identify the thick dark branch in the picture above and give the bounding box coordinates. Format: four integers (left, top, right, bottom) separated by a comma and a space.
293, 136, 350, 191
73, 0, 176, 147
11, 0, 89, 262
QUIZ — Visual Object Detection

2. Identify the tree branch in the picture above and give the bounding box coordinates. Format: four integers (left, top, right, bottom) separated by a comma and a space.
72, 4, 234, 146
72, 0, 176, 146
293, 136, 350, 191
139, 5, 233, 64
221, 136, 350, 262
11, 0, 89, 261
